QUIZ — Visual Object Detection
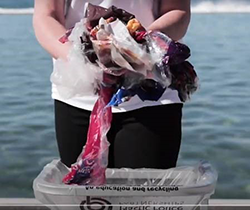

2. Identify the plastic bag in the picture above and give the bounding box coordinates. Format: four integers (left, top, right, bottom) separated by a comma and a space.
109, 19, 151, 71
52, 5, 197, 101
51, 20, 103, 99
63, 87, 113, 185
170, 61, 199, 102
33, 159, 217, 210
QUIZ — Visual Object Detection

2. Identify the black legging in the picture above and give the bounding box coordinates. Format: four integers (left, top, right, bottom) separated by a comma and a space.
54, 100, 183, 169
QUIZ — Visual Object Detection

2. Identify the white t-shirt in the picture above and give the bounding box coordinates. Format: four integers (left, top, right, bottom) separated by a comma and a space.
52, 0, 182, 113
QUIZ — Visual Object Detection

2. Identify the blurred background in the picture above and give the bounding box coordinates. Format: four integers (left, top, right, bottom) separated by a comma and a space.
0, 0, 250, 199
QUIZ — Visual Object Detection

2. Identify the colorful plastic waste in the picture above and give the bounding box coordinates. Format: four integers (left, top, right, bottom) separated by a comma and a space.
51, 3, 198, 186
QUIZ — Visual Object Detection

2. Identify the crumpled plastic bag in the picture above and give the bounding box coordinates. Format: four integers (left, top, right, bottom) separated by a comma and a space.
51, 20, 103, 99
63, 87, 113, 185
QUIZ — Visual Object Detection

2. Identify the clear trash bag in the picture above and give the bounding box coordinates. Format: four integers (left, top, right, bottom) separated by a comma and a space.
33, 160, 217, 210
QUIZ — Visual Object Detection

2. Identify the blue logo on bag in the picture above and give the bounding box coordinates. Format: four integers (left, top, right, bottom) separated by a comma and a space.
80, 196, 112, 210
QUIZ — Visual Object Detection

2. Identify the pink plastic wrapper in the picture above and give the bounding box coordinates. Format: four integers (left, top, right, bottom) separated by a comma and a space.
63, 87, 113, 185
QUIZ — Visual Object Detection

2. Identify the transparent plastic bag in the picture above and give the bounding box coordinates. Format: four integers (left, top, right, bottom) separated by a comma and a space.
33, 160, 217, 210
51, 57, 101, 99
110, 19, 151, 73
52, 11, 196, 102
92, 39, 112, 66
35, 160, 217, 188
50, 20, 103, 99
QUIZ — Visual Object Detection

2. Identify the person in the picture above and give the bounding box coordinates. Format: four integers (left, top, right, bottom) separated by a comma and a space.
33, 0, 191, 169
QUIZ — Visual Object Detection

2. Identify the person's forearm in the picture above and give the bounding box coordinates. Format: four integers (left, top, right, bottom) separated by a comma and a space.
148, 10, 190, 41
33, 14, 71, 60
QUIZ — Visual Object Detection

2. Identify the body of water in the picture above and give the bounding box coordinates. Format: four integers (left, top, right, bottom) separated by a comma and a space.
0, 4, 250, 199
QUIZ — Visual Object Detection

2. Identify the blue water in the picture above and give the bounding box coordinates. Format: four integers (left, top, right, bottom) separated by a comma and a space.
1, 13, 250, 199
1, 0, 250, 8
0, 0, 34, 8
